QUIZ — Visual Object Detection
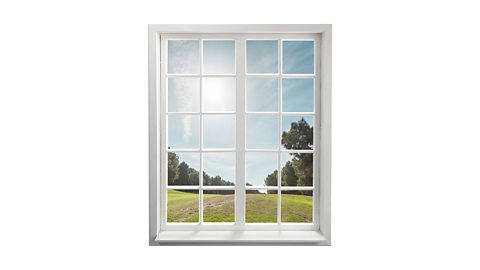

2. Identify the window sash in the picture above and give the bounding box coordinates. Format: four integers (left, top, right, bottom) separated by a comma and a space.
159, 33, 321, 231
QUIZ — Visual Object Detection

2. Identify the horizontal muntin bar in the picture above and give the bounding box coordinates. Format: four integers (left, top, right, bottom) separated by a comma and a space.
202, 186, 236, 190
166, 186, 313, 190
280, 149, 314, 153
280, 112, 315, 115
245, 73, 316, 77
243, 149, 314, 153
244, 112, 315, 115
166, 149, 236, 152
165, 149, 313, 153
245, 186, 278, 190
245, 148, 279, 152
166, 186, 200, 190
166, 112, 236, 115
245, 111, 279, 114
279, 186, 314, 190
166, 74, 237, 77
245, 186, 314, 190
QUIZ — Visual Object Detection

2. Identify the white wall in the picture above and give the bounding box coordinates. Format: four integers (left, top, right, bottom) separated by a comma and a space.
1, 1, 479, 269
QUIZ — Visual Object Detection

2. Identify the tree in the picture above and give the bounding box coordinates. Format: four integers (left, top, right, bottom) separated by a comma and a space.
281, 117, 314, 195
174, 161, 189, 185
167, 152, 179, 185
167, 153, 235, 193
292, 153, 313, 187
211, 175, 223, 186
281, 117, 313, 150
203, 172, 211, 186
187, 167, 199, 185
282, 161, 298, 186
264, 170, 278, 194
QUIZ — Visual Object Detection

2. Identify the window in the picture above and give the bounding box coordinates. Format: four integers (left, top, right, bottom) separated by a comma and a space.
149, 25, 331, 245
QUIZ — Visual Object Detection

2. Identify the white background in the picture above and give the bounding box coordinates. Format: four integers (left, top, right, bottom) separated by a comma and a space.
1, 0, 479, 269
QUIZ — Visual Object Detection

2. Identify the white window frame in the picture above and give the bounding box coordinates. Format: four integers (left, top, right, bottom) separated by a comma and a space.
149, 24, 331, 245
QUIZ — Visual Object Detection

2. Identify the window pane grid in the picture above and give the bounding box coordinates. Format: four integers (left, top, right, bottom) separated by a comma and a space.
166, 38, 238, 224
164, 35, 317, 227
244, 38, 315, 224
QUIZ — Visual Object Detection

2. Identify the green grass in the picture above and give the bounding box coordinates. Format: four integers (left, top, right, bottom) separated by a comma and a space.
167, 190, 199, 222
281, 193, 313, 222
245, 193, 278, 222
167, 190, 312, 223
203, 192, 235, 222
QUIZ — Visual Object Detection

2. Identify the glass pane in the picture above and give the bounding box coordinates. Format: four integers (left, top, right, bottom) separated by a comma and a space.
168, 115, 199, 149
246, 190, 277, 223
281, 115, 314, 150
246, 40, 278, 74
282, 78, 314, 112
168, 77, 200, 112
246, 115, 278, 149
281, 190, 312, 223
203, 190, 235, 222
203, 152, 235, 186
203, 115, 235, 149
246, 78, 278, 112
167, 152, 199, 185
167, 189, 199, 222
282, 40, 314, 74
281, 152, 313, 187
203, 40, 235, 74
167, 40, 200, 74
245, 152, 278, 187
202, 77, 235, 112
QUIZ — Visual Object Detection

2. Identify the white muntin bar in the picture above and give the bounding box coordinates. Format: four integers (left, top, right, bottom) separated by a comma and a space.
277, 38, 282, 224
199, 39, 204, 225
235, 37, 246, 228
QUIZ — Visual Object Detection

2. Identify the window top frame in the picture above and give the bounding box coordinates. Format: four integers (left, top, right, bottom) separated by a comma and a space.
149, 24, 331, 246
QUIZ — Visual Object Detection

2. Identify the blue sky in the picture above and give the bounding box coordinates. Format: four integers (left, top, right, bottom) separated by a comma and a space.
246, 115, 278, 149
282, 78, 314, 112
168, 77, 200, 112
203, 40, 235, 74
203, 115, 235, 149
282, 40, 314, 74
203, 152, 235, 184
168, 115, 199, 149
246, 152, 277, 186
246, 40, 278, 73
168, 40, 199, 74
167, 39, 314, 186
246, 78, 278, 112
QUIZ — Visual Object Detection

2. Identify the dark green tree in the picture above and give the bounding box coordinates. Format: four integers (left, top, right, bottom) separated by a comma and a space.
281, 161, 298, 186
281, 117, 313, 150
174, 161, 189, 185
281, 118, 314, 194
187, 167, 199, 185
211, 175, 223, 186
166, 152, 235, 193
203, 172, 211, 186
264, 170, 278, 194
292, 153, 313, 188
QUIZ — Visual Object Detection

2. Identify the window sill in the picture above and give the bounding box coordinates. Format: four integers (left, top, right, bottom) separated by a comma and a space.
155, 230, 329, 245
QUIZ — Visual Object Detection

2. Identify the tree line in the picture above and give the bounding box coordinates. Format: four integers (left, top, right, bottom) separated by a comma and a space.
167, 117, 313, 196
168, 152, 235, 186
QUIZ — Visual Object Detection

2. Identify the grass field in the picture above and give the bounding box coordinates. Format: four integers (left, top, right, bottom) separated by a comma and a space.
167, 190, 312, 223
